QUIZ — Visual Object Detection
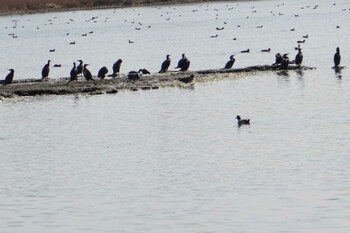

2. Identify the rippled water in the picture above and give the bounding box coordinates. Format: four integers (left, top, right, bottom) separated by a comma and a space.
1, 0, 350, 232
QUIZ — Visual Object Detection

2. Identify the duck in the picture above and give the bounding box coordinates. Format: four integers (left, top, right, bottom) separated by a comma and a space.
261, 48, 271, 52
178, 74, 194, 84
236, 115, 250, 126
241, 49, 250, 53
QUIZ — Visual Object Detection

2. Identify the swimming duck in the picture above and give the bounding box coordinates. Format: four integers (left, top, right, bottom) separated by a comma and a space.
236, 115, 250, 126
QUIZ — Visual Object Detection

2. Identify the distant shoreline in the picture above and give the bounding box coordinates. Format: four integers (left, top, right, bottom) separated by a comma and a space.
0, 0, 251, 16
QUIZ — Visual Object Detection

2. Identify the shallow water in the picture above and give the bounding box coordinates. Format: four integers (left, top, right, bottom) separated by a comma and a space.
1, 0, 350, 232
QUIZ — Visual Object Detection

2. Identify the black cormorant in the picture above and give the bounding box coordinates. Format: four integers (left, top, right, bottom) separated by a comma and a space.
280, 54, 289, 69
77, 60, 83, 76
98, 66, 108, 79
41, 60, 50, 80
139, 69, 150, 75
181, 58, 190, 71
127, 70, 141, 81
236, 115, 250, 127
3, 69, 14, 86
112, 59, 122, 77
175, 53, 187, 70
178, 74, 194, 84
274, 53, 283, 65
334, 47, 341, 68
83, 64, 93, 81
295, 49, 303, 66
159, 55, 171, 73
224, 55, 235, 69
69, 62, 78, 82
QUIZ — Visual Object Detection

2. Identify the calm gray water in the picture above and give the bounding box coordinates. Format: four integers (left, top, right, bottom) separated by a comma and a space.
1, 0, 350, 232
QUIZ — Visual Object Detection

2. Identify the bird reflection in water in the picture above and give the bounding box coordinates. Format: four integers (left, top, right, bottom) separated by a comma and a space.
334, 66, 342, 80
296, 69, 304, 79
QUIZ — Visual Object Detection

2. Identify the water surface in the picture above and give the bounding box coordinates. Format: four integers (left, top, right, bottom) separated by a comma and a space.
0, 0, 350, 232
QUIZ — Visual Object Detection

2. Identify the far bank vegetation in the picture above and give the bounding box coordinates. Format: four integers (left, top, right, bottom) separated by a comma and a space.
0, 0, 189, 13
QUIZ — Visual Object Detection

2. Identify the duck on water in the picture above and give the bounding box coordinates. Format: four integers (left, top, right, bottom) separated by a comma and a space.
236, 115, 250, 127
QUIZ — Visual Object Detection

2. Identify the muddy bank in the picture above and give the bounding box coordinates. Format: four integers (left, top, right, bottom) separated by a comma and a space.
0, 65, 315, 99
0, 0, 239, 15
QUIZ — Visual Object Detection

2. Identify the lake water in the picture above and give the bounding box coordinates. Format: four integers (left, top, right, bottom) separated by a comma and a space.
1, 0, 350, 232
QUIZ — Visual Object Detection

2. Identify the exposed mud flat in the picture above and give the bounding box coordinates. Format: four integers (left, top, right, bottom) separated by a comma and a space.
0, 65, 315, 99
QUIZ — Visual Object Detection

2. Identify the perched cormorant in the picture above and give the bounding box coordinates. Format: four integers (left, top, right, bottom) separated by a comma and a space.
127, 70, 141, 81
159, 55, 171, 73
178, 74, 194, 84
41, 60, 50, 80
236, 115, 250, 127
175, 53, 190, 71
112, 59, 123, 77
69, 62, 78, 82
77, 60, 83, 76
295, 49, 303, 66
274, 53, 283, 65
83, 64, 93, 81
181, 58, 190, 71
224, 55, 235, 69
98, 66, 108, 79
175, 54, 185, 69
3, 69, 14, 86
333, 47, 341, 68
280, 54, 289, 69
139, 69, 150, 75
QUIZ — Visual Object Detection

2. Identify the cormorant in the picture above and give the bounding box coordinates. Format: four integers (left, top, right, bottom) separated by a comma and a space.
334, 47, 341, 68
83, 64, 93, 81
159, 55, 171, 73
41, 60, 50, 80
178, 74, 194, 84
3, 69, 14, 86
280, 54, 289, 69
69, 62, 78, 82
224, 55, 235, 69
274, 53, 283, 65
139, 69, 150, 75
77, 60, 83, 76
98, 66, 108, 79
295, 49, 303, 66
175, 53, 190, 71
181, 58, 190, 71
112, 59, 122, 78
236, 115, 250, 127
127, 70, 141, 82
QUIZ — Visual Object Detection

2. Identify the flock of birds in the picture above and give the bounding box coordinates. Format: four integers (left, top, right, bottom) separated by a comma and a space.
1, 46, 342, 86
